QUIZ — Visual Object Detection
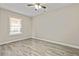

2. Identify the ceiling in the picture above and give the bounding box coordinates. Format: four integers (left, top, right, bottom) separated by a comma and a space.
0, 3, 71, 17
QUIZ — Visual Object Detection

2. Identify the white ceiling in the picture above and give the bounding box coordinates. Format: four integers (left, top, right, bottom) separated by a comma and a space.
0, 3, 71, 17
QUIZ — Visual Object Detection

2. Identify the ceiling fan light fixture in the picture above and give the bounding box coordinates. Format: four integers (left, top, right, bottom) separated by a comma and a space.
27, 3, 46, 11
35, 4, 42, 10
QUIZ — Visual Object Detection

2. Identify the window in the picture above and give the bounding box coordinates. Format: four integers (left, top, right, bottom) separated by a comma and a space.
9, 17, 22, 35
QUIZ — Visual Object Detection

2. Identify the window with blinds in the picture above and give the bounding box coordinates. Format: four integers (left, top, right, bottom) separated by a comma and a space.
9, 17, 22, 35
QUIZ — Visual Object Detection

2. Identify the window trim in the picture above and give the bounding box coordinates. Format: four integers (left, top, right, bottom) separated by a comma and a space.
9, 17, 22, 35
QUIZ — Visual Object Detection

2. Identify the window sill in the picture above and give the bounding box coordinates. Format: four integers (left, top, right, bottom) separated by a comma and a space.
9, 32, 22, 36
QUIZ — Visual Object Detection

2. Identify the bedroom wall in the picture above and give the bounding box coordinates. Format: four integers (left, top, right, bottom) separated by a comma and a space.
1, 4, 79, 49
0, 8, 32, 45
32, 4, 79, 48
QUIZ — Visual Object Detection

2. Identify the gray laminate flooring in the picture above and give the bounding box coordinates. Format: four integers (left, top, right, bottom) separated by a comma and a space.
0, 38, 79, 56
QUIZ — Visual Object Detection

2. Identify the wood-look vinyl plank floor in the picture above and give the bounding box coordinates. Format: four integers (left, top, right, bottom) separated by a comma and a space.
0, 38, 79, 56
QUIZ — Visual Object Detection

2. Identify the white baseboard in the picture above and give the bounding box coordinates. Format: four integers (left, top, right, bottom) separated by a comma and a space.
0, 36, 31, 45
1, 36, 79, 49
32, 37, 79, 49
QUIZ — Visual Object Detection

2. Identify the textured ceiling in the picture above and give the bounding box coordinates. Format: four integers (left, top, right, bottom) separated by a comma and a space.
0, 3, 71, 17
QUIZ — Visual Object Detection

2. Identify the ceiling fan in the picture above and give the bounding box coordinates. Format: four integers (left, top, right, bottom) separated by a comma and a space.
27, 3, 47, 11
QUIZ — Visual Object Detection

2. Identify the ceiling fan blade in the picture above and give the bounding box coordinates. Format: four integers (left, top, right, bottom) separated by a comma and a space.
41, 6, 46, 9
27, 4, 34, 6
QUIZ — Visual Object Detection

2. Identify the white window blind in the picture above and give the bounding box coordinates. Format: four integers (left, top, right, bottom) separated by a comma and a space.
9, 17, 22, 35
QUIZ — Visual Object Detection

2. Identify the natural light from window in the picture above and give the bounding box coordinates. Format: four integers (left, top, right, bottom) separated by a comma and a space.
9, 17, 22, 35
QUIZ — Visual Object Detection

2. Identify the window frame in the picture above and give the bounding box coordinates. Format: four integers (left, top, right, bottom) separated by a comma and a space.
9, 17, 22, 35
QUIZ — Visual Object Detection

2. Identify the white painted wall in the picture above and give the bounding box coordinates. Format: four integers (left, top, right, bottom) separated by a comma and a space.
1, 4, 79, 49
0, 8, 32, 45
32, 4, 79, 47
